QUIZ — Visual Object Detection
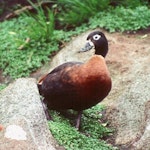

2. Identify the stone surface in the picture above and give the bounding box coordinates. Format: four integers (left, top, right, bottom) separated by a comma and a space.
103, 31, 150, 149
0, 78, 58, 150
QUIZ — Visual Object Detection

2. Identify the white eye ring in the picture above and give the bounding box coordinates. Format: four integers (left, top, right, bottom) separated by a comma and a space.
93, 34, 101, 40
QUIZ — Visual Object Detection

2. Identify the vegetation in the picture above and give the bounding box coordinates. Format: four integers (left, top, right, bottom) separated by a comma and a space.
109, 0, 149, 7
0, 16, 56, 78
88, 6, 150, 32
48, 104, 116, 150
0, 2, 149, 79
57, 0, 149, 26
24, 0, 55, 41
57, 0, 110, 26
0, 84, 7, 91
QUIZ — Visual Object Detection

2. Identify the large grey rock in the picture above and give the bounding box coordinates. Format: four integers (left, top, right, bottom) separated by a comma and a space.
104, 33, 150, 149
0, 78, 59, 150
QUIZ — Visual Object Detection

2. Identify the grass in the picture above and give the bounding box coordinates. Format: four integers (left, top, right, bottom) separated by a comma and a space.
0, 84, 7, 91
24, 0, 55, 41
0, 15, 76, 79
0, 16, 58, 78
88, 6, 150, 32
56, 0, 149, 27
57, 0, 110, 26
48, 104, 117, 150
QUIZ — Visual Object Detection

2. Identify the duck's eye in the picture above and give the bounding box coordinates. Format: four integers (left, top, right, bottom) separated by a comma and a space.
93, 34, 101, 41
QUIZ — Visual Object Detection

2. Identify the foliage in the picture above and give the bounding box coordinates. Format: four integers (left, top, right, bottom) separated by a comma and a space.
88, 6, 150, 32
0, 1, 149, 79
48, 104, 116, 150
0, 84, 7, 91
57, 0, 110, 26
0, 1, 6, 16
81, 105, 112, 139
0, 16, 58, 78
56, 0, 149, 27
110, 0, 149, 7
0, 8, 4, 16
0, 6, 149, 79
24, 0, 55, 41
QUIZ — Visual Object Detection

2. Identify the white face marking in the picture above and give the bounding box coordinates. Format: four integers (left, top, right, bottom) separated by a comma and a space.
5, 125, 27, 140
93, 34, 101, 41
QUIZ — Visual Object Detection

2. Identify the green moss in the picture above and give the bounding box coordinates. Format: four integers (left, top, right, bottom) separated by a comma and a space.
0, 84, 7, 91
0, 15, 69, 79
48, 105, 117, 150
57, 0, 110, 26
88, 6, 150, 32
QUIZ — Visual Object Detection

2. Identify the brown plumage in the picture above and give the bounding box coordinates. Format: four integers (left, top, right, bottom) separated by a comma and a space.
38, 31, 111, 128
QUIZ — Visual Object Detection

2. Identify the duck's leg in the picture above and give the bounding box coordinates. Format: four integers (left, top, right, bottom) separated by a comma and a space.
42, 98, 52, 120
75, 111, 82, 129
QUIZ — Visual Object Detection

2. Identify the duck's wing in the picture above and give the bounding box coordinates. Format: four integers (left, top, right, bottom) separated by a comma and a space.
38, 62, 83, 110
38, 62, 82, 96
38, 62, 82, 84
49, 62, 82, 74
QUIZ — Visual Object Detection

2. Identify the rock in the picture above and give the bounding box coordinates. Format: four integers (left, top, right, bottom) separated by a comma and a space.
106, 73, 150, 149
0, 78, 60, 150
104, 32, 150, 149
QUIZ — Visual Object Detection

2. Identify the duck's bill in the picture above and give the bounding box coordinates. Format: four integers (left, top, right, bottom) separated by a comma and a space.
79, 40, 94, 52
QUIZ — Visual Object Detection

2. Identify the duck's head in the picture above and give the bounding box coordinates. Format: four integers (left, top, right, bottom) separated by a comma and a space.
80, 31, 108, 57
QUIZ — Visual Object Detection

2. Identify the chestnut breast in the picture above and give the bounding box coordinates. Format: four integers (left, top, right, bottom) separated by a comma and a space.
62, 55, 112, 110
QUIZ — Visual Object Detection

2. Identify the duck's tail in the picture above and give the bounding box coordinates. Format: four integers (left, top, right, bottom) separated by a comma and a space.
37, 83, 42, 95
37, 74, 48, 95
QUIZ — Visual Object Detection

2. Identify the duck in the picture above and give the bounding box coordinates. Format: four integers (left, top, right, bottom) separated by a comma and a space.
38, 31, 111, 129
